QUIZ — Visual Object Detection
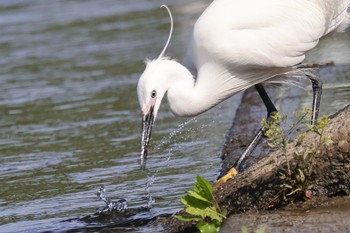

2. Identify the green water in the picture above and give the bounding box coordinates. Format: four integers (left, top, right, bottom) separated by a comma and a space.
0, 1, 229, 232
0, 1, 349, 232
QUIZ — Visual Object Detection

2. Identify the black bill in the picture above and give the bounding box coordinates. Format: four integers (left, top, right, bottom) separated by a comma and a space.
140, 105, 154, 169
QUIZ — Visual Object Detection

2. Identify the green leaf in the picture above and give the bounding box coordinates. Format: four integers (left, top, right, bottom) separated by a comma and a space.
197, 221, 220, 233
184, 205, 207, 218
185, 205, 222, 221
318, 115, 330, 129
174, 215, 202, 222
323, 136, 333, 146
194, 176, 214, 202
188, 190, 211, 202
177, 175, 225, 232
297, 169, 305, 183
181, 195, 210, 210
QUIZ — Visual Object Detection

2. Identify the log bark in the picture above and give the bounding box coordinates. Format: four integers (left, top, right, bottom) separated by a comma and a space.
215, 104, 350, 212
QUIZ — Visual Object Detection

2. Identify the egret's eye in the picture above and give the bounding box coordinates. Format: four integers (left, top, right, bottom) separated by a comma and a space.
151, 90, 157, 98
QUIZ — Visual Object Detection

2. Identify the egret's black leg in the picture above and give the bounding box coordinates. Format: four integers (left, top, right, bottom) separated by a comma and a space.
232, 128, 264, 170
233, 84, 277, 170
215, 84, 278, 186
296, 65, 322, 125
308, 74, 322, 125
255, 83, 278, 117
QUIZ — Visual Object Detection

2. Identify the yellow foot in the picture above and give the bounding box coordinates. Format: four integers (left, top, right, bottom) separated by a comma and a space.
214, 167, 238, 189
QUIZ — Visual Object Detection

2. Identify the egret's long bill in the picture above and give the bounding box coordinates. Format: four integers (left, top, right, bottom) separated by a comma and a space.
140, 104, 155, 169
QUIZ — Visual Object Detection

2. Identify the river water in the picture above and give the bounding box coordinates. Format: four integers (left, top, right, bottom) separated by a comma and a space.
0, 1, 349, 232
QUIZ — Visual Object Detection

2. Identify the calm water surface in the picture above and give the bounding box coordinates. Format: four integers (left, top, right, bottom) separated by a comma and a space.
0, 1, 349, 232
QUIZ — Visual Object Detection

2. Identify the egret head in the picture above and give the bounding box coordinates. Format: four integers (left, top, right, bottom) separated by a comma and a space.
137, 5, 173, 169
137, 59, 169, 167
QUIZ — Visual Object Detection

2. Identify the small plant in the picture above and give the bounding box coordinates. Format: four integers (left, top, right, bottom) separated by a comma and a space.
261, 113, 288, 149
261, 109, 332, 200
307, 115, 333, 148
279, 168, 313, 198
261, 112, 291, 175
176, 176, 226, 233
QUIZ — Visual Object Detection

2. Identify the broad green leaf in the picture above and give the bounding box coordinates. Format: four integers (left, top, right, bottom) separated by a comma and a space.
194, 176, 214, 202
188, 190, 211, 202
197, 221, 220, 233
181, 195, 210, 210
185, 205, 223, 221
184, 205, 206, 218
177, 175, 225, 233
174, 215, 201, 222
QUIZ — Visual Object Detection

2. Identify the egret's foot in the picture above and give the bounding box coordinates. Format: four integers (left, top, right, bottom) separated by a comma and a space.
214, 167, 238, 189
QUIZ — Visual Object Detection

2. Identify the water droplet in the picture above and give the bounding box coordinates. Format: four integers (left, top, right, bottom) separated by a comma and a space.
96, 186, 128, 213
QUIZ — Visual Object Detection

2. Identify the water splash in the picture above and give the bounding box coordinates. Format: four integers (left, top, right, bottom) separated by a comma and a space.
97, 186, 109, 206
96, 186, 128, 213
155, 117, 198, 152
145, 175, 156, 208
142, 117, 198, 207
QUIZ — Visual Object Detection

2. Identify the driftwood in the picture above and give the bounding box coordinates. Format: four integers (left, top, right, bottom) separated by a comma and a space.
215, 104, 350, 211
150, 104, 350, 233
149, 64, 350, 232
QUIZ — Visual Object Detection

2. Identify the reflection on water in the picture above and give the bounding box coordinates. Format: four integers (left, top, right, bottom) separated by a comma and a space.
0, 0, 349, 232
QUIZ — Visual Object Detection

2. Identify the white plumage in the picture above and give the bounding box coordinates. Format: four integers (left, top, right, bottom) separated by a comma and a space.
137, 0, 350, 164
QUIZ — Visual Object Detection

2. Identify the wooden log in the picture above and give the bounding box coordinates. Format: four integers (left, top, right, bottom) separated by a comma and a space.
149, 64, 350, 232
215, 104, 350, 213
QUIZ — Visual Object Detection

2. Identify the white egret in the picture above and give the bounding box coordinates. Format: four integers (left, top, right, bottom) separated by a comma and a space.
137, 0, 350, 170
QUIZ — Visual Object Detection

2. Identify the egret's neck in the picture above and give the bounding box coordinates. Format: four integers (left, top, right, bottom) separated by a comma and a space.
162, 60, 226, 117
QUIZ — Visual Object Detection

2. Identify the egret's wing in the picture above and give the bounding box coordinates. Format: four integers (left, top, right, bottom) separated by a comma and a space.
186, 0, 349, 104
192, 0, 350, 68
